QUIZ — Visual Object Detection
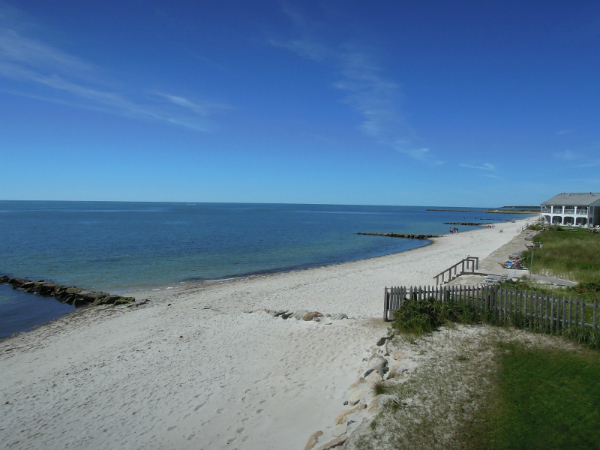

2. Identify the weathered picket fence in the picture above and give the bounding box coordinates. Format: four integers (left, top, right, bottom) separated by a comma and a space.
383, 285, 599, 334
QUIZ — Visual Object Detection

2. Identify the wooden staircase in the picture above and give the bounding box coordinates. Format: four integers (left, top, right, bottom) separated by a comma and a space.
433, 256, 479, 285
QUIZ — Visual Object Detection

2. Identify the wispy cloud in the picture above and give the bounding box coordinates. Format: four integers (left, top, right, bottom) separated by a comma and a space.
0, 6, 228, 132
557, 129, 572, 135
269, 37, 328, 61
271, 6, 441, 164
572, 160, 600, 168
460, 163, 496, 171
153, 92, 235, 116
553, 150, 577, 160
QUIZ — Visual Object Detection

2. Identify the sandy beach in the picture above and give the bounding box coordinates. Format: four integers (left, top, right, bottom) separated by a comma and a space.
0, 219, 531, 450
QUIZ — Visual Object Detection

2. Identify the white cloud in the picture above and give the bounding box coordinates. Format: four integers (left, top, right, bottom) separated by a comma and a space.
572, 160, 600, 168
271, 6, 441, 165
0, 6, 227, 132
553, 150, 577, 160
152, 92, 235, 117
269, 38, 328, 61
459, 163, 496, 171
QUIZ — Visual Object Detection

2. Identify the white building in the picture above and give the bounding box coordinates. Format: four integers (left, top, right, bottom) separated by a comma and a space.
541, 193, 600, 227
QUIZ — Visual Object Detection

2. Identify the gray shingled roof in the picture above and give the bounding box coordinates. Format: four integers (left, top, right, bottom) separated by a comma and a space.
542, 193, 600, 206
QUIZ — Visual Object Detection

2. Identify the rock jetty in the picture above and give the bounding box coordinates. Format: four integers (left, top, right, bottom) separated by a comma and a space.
357, 232, 439, 240
0, 275, 135, 307
443, 222, 487, 226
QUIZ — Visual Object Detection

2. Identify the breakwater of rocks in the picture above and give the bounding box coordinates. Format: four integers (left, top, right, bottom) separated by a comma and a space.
0, 275, 135, 307
443, 222, 487, 226
357, 232, 439, 240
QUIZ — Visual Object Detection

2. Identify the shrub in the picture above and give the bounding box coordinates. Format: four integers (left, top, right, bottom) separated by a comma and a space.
392, 297, 478, 335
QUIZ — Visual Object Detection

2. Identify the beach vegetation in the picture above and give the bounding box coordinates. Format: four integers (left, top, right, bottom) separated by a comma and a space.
522, 227, 600, 284
372, 380, 390, 396
391, 298, 478, 336
354, 328, 600, 450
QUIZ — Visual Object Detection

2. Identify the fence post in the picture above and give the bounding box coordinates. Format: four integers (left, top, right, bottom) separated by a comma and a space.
551, 295, 555, 333
383, 288, 388, 321
524, 290, 529, 329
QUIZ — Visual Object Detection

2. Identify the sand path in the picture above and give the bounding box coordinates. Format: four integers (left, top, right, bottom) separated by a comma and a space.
0, 218, 530, 450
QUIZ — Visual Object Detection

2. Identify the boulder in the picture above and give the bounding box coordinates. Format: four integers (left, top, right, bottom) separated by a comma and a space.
8, 278, 28, 288
332, 423, 347, 437
21, 281, 36, 292
330, 313, 348, 320
291, 310, 309, 320
391, 350, 406, 361
386, 362, 409, 379
365, 370, 383, 387
347, 389, 365, 406
367, 354, 388, 374
35, 282, 60, 296
348, 378, 365, 390
304, 430, 323, 450
376, 336, 392, 346
334, 404, 366, 425
0, 275, 9, 284
302, 311, 323, 321
314, 435, 347, 450
114, 297, 135, 305
368, 395, 390, 413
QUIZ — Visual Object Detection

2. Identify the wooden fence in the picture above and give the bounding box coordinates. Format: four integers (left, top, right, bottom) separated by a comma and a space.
383, 285, 599, 334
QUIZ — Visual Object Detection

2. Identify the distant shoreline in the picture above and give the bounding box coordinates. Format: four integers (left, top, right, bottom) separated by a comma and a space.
426, 208, 540, 216
427, 208, 538, 214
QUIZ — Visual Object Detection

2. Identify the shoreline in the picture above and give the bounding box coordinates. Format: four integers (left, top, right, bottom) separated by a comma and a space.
140, 237, 436, 296
0, 217, 533, 450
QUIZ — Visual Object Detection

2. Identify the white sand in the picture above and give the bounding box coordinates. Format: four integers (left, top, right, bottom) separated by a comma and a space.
0, 219, 528, 450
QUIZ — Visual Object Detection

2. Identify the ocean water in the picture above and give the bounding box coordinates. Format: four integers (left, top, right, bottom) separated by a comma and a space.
0, 201, 522, 338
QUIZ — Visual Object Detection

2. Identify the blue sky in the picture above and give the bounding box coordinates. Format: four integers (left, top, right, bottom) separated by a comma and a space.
1, 0, 599, 206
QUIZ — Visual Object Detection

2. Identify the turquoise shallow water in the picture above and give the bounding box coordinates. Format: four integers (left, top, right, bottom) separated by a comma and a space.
0, 201, 522, 338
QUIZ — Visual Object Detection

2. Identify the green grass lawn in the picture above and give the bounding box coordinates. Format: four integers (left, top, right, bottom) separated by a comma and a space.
476, 343, 600, 450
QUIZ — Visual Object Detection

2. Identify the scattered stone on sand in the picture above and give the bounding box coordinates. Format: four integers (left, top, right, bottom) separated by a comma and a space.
392, 349, 406, 361
314, 435, 347, 450
368, 395, 390, 413
332, 423, 347, 437
291, 310, 309, 320
302, 311, 323, 321
334, 404, 366, 425
365, 370, 383, 387
347, 389, 365, 406
347, 378, 365, 390
304, 430, 323, 450
367, 354, 387, 375
330, 313, 348, 320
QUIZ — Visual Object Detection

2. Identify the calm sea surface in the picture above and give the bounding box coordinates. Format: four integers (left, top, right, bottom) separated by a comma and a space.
0, 201, 522, 338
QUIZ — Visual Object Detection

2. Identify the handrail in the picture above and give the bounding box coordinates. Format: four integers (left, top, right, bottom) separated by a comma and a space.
433, 256, 479, 285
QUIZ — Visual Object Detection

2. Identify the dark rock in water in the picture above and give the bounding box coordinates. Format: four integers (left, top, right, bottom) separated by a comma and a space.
1, 275, 135, 308
357, 232, 439, 240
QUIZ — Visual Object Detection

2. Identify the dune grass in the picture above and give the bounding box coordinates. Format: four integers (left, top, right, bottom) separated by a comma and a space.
523, 227, 600, 283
